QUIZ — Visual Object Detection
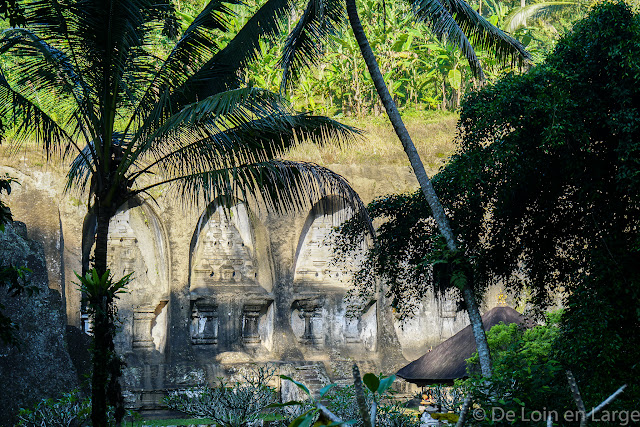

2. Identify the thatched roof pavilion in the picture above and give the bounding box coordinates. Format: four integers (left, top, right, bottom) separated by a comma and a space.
396, 306, 524, 385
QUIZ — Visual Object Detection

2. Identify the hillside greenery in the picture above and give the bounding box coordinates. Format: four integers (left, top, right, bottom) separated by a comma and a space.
0, 0, 595, 172
22, 0, 589, 118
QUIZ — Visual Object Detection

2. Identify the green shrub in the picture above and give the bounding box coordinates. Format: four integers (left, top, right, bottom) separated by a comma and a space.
166, 365, 288, 427
460, 312, 570, 426
16, 390, 143, 427
323, 385, 420, 426
16, 390, 90, 427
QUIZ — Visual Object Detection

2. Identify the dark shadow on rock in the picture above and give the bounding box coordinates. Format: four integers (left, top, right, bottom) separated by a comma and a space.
66, 325, 92, 390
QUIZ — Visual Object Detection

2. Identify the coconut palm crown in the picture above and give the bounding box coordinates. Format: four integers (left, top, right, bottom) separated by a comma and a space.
0, 0, 365, 278
0, 1, 367, 422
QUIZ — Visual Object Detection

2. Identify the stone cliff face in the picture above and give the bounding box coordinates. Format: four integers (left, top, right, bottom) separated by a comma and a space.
0, 164, 510, 410
0, 222, 79, 426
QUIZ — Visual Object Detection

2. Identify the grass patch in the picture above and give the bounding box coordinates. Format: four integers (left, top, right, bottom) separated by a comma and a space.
284, 110, 459, 176
1, 111, 460, 179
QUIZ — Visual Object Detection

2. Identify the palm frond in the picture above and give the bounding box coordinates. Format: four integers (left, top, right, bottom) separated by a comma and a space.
129, 110, 359, 183
279, 0, 346, 91
6, 0, 67, 41
128, 0, 296, 143
0, 28, 92, 136
125, 0, 240, 131
42, 0, 170, 125
165, 0, 296, 116
504, 2, 578, 33
0, 68, 73, 154
66, 142, 97, 194
410, 0, 531, 77
125, 87, 293, 173
135, 159, 368, 221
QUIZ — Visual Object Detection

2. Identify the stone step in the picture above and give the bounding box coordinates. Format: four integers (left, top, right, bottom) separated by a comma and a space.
293, 364, 331, 398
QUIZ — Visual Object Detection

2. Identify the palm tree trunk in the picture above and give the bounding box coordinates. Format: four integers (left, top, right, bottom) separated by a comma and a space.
92, 203, 111, 427
345, 0, 493, 377
92, 201, 124, 426
94, 203, 112, 276
91, 293, 110, 427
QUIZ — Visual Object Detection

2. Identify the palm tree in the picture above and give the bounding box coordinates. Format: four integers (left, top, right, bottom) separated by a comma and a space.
0, 0, 365, 423
279, 0, 531, 378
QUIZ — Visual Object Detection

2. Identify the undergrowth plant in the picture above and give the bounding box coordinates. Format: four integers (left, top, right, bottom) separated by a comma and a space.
15, 390, 140, 427
166, 365, 289, 427
276, 368, 419, 426
16, 391, 91, 427
77, 269, 131, 424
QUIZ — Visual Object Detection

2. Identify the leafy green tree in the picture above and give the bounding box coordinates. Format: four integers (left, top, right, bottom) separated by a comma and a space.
461, 313, 569, 425
280, 0, 531, 379
339, 0, 640, 412
0, 0, 364, 423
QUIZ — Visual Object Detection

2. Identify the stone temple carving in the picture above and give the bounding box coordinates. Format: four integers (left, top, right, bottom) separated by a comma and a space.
187, 202, 274, 355
289, 198, 380, 355
0, 164, 514, 412
190, 302, 218, 345
190, 203, 263, 296
106, 204, 169, 355
294, 202, 354, 288
291, 299, 324, 346
344, 302, 378, 352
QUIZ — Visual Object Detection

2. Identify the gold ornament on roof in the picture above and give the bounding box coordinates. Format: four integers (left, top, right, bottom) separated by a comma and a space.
498, 292, 507, 306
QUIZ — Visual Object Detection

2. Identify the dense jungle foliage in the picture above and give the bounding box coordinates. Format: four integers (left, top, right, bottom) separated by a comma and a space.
336, 1, 640, 424
119, 0, 589, 115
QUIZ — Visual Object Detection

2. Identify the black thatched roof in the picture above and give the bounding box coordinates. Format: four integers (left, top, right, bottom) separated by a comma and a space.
396, 306, 524, 385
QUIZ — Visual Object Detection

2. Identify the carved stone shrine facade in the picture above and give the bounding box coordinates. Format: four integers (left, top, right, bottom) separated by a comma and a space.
1, 165, 512, 410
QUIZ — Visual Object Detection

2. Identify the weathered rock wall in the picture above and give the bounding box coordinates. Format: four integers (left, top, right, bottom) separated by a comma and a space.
0, 222, 79, 426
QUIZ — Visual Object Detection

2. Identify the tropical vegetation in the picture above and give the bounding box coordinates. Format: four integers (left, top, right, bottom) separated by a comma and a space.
461, 312, 567, 425
336, 1, 640, 423
56, 0, 591, 118
0, 0, 366, 423
278, 0, 532, 377
166, 366, 286, 426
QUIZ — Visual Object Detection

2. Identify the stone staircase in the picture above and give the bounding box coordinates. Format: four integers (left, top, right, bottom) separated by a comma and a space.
292, 363, 331, 398
326, 353, 380, 387
285, 358, 382, 399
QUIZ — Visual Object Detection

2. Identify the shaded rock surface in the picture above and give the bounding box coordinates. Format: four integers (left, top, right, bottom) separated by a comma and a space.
0, 222, 78, 426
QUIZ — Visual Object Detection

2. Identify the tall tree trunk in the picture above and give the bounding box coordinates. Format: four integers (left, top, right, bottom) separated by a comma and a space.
345, 0, 493, 377
91, 291, 109, 427
94, 203, 112, 277
92, 203, 112, 427
91, 201, 125, 426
